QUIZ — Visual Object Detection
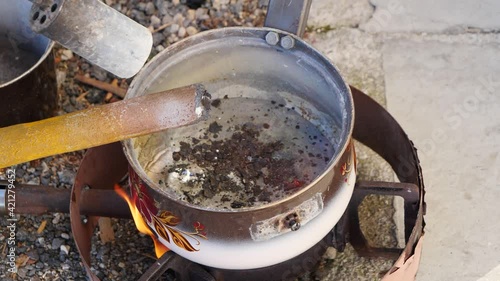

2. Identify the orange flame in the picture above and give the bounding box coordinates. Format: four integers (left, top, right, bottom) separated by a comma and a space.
114, 184, 169, 258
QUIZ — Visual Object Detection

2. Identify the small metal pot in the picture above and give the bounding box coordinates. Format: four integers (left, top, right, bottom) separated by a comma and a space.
0, 0, 57, 127
123, 27, 355, 270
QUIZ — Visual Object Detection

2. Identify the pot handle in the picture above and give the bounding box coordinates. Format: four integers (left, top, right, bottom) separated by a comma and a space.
331, 180, 421, 259
264, 0, 312, 37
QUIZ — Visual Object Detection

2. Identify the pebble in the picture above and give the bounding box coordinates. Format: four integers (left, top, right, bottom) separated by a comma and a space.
17, 229, 28, 241
16, 168, 25, 178
178, 27, 187, 38
172, 0, 180, 5
61, 50, 73, 61
150, 15, 161, 28
40, 172, 53, 184
96, 270, 105, 280
162, 14, 173, 24
90, 66, 108, 81
60, 245, 70, 255
195, 7, 208, 18
130, 9, 147, 22
170, 23, 180, 33
37, 237, 45, 245
41, 161, 50, 175
145, 2, 156, 15
61, 233, 70, 239
26, 250, 40, 261
52, 238, 64, 250
57, 170, 75, 184
96, 246, 110, 260
213, 0, 230, 9
17, 268, 28, 279
186, 26, 198, 36
85, 89, 106, 104
325, 247, 337, 259
27, 178, 40, 185
40, 253, 50, 263
186, 9, 196, 21
155, 0, 170, 15
52, 213, 62, 224
167, 34, 179, 44
137, 2, 146, 11
61, 263, 70, 271
152, 32, 165, 46
183, 19, 192, 27
173, 13, 185, 24
118, 262, 126, 268
35, 262, 44, 269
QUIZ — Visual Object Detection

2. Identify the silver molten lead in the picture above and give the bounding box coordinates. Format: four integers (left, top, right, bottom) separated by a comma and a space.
29, 0, 152, 78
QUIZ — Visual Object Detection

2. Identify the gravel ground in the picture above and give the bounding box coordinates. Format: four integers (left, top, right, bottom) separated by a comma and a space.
1, 0, 399, 280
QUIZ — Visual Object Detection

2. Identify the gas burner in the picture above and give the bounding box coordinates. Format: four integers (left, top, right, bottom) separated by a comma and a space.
1, 87, 425, 281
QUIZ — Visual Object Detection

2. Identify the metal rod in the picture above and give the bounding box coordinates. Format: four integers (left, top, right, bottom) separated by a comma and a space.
0, 84, 210, 168
0, 181, 131, 218
138, 252, 177, 281
264, 0, 312, 37
80, 189, 131, 219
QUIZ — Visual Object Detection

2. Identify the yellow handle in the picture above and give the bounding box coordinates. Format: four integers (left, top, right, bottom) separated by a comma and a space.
0, 85, 203, 168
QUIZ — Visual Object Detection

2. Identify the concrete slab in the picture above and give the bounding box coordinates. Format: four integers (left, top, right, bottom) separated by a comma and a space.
383, 37, 500, 280
308, 28, 386, 105
307, 0, 373, 29
361, 0, 500, 33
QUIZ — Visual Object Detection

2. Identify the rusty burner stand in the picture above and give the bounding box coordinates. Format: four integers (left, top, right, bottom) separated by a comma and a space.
1, 86, 425, 281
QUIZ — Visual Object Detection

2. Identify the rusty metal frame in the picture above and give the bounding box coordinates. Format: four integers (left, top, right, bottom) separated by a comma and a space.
69, 143, 129, 280
63, 86, 425, 281
349, 86, 425, 280
347, 181, 419, 259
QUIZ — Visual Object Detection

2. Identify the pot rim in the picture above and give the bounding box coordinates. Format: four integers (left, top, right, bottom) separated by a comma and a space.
122, 26, 355, 213
0, 0, 55, 88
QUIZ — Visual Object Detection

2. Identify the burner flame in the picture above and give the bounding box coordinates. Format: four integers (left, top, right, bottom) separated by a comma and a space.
114, 184, 169, 258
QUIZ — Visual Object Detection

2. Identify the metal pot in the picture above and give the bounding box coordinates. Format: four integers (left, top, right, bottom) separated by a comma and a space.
0, 0, 57, 127
122, 26, 355, 270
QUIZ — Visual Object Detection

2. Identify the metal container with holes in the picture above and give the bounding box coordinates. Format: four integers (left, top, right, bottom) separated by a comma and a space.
123, 27, 356, 270
29, 0, 153, 78
0, 0, 57, 127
